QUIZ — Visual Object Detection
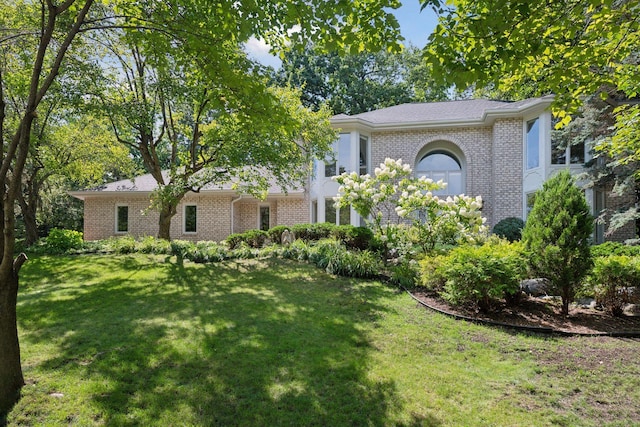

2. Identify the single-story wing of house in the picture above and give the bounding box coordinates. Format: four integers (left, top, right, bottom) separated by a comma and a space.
70, 95, 635, 243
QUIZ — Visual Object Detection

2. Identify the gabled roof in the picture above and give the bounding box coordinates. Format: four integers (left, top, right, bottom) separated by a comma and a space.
331, 95, 554, 130
70, 171, 305, 200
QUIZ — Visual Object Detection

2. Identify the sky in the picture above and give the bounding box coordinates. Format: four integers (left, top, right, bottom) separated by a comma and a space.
245, 2, 440, 68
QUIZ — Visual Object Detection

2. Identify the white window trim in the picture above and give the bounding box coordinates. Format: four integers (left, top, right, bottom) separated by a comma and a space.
115, 204, 129, 234
183, 204, 197, 234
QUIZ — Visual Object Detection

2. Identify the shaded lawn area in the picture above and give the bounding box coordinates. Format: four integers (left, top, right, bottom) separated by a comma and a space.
8, 254, 640, 426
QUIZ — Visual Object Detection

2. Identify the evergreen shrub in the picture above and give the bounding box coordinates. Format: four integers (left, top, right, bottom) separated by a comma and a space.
492, 217, 525, 242
521, 171, 593, 315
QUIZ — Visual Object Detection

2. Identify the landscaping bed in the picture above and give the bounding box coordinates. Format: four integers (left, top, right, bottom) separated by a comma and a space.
411, 291, 640, 335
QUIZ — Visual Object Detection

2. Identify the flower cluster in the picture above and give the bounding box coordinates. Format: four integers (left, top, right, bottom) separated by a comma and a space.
334, 158, 487, 254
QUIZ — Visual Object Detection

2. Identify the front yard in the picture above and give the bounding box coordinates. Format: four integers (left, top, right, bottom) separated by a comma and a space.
9, 254, 640, 426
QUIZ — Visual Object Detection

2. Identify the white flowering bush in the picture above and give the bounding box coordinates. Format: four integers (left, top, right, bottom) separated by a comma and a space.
334, 158, 487, 255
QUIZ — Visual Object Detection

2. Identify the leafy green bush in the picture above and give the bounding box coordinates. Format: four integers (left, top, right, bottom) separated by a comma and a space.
225, 230, 268, 249
170, 240, 195, 258
522, 170, 593, 315
109, 235, 137, 254
590, 242, 640, 258
44, 228, 84, 254
265, 225, 290, 244
281, 239, 311, 261
388, 258, 420, 288
291, 223, 336, 242
309, 239, 381, 278
137, 236, 172, 254
229, 242, 259, 259
424, 239, 524, 312
189, 241, 227, 263
492, 217, 525, 242
331, 225, 374, 251
418, 254, 448, 291
589, 255, 640, 316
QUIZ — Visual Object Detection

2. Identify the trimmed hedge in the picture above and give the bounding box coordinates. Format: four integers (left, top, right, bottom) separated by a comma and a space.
590, 241, 640, 258
492, 217, 525, 242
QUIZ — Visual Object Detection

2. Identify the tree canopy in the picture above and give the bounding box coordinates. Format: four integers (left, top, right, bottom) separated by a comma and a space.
0, 0, 405, 416
273, 44, 449, 115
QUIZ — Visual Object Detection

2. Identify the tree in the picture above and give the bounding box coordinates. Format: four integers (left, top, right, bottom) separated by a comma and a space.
422, 0, 639, 233
274, 44, 449, 115
522, 171, 593, 315
1, 0, 403, 415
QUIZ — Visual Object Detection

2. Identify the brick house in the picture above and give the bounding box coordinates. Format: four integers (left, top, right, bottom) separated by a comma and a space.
72, 95, 629, 242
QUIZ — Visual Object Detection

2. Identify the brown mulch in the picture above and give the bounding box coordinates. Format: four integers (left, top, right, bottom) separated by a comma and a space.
410, 291, 640, 335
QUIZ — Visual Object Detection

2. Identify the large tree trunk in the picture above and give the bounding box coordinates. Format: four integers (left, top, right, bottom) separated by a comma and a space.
17, 192, 39, 247
0, 256, 27, 418
157, 203, 177, 240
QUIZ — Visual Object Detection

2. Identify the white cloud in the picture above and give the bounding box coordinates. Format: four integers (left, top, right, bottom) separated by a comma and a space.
244, 37, 281, 69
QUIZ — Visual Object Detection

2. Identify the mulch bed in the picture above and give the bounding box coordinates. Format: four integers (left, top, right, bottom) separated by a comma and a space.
410, 291, 640, 336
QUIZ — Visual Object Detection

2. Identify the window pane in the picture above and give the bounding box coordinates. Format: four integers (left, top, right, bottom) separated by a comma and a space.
260, 206, 270, 231
570, 142, 585, 164
117, 206, 128, 232
185, 205, 197, 232
526, 118, 540, 169
417, 153, 460, 172
325, 199, 336, 224
447, 171, 463, 195
337, 133, 351, 175
339, 206, 350, 225
359, 135, 368, 175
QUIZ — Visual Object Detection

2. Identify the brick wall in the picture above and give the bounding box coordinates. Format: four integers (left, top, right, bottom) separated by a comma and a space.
370, 125, 518, 228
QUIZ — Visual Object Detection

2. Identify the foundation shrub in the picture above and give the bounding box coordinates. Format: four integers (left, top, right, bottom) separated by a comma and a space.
589, 255, 640, 316
291, 223, 336, 242
137, 236, 172, 254
492, 217, 525, 242
590, 241, 640, 258
266, 225, 290, 244
425, 239, 525, 312
331, 225, 375, 250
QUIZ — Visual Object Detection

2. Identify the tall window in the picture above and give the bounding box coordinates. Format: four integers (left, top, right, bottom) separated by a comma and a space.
116, 205, 128, 233
526, 118, 540, 169
184, 205, 197, 233
325, 198, 350, 225
359, 135, 369, 175
552, 140, 585, 165
415, 152, 463, 195
325, 133, 350, 177
259, 206, 270, 231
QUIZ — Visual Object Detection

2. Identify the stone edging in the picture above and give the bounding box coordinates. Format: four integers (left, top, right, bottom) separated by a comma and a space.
407, 290, 640, 338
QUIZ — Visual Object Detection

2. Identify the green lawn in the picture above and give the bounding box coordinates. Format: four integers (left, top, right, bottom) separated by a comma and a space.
8, 254, 640, 426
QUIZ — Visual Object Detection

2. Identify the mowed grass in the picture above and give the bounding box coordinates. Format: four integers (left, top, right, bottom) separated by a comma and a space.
8, 254, 640, 426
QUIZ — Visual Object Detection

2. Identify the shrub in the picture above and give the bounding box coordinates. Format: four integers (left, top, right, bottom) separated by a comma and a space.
591, 242, 640, 258
281, 239, 311, 261
137, 236, 171, 254
308, 239, 381, 278
418, 254, 448, 291
492, 217, 525, 242
388, 258, 420, 288
589, 255, 640, 316
44, 228, 84, 254
170, 240, 195, 258
331, 225, 375, 250
522, 170, 593, 315
109, 235, 137, 254
291, 223, 336, 242
266, 225, 290, 244
189, 241, 227, 263
425, 239, 524, 312
225, 230, 269, 249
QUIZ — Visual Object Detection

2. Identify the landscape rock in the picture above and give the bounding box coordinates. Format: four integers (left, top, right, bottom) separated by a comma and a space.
520, 278, 550, 297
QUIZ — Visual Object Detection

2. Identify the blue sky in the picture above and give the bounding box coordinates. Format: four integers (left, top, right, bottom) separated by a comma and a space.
245, 2, 440, 68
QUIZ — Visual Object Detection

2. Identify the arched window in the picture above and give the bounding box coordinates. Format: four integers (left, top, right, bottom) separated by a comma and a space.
415, 151, 463, 195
